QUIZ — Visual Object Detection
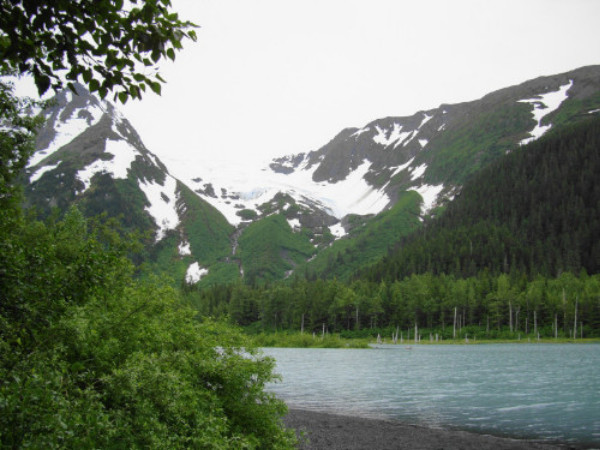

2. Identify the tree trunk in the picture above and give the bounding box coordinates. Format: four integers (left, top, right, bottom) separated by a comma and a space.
301, 313, 305, 334
453, 307, 457, 339
573, 297, 578, 340
509, 300, 513, 333
563, 288, 567, 333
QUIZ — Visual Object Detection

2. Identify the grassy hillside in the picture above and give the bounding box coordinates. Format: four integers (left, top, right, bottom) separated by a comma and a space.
143, 182, 236, 285
237, 214, 315, 284
298, 191, 422, 281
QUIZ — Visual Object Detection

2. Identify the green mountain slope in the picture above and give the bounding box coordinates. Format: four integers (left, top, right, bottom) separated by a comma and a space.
237, 214, 315, 284
361, 116, 600, 282
296, 191, 422, 281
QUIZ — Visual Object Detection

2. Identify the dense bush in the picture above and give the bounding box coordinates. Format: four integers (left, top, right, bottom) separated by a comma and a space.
0, 207, 296, 448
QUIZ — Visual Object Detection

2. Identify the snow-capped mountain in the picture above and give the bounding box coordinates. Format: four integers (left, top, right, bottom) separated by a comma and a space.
183, 65, 600, 243
24, 84, 234, 285
269, 65, 600, 225
20, 65, 600, 285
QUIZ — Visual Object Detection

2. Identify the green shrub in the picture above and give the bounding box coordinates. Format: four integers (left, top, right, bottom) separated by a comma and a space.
0, 207, 296, 449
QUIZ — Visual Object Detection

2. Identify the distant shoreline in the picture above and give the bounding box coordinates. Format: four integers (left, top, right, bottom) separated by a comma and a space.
283, 408, 585, 450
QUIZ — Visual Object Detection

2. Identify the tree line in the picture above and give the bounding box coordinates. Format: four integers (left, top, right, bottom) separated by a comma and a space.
185, 270, 600, 339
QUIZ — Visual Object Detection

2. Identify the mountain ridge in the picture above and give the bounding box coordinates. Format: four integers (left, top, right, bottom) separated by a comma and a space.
19, 65, 600, 285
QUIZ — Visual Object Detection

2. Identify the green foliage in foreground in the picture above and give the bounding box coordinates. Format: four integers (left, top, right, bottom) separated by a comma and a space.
0, 207, 295, 449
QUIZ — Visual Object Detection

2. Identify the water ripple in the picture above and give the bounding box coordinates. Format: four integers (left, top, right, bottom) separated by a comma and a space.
264, 344, 600, 444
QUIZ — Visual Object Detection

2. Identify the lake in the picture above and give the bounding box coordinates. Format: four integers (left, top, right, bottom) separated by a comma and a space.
262, 344, 600, 445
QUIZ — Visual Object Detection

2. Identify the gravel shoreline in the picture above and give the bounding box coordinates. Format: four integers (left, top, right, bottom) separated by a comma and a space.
283, 408, 582, 450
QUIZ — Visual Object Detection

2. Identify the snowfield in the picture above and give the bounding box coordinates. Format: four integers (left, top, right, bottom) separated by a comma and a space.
76, 139, 138, 192
28, 91, 106, 167
30, 161, 61, 183
410, 183, 444, 215
138, 174, 181, 242
518, 80, 572, 145
180, 156, 393, 226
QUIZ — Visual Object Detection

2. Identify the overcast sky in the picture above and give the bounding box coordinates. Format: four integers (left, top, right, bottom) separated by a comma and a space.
116, 1, 599, 176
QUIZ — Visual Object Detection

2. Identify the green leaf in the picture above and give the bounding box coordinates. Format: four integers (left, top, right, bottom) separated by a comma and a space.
89, 79, 100, 92
149, 81, 161, 95
166, 47, 175, 61
118, 91, 129, 104
34, 72, 51, 96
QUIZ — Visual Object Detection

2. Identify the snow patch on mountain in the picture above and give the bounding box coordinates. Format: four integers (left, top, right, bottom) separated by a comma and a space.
419, 113, 433, 128
351, 126, 370, 138
185, 262, 208, 284
138, 174, 180, 241
30, 161, 61, 182
308, 159, 390, 217
410, 183, 444, 215
181, 156, 392, 226
76, 139, 138, 192
390, 157, 415, 178
29, 93, 105, 167
518, 80, 573, 145
329, 223, 346, 239
178, 240, 191, 256
410, 163, 427, 180
373, 123, 412, 148
287, 218, 301, 231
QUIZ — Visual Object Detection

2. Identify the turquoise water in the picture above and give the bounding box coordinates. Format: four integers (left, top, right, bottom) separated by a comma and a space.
263, 344, 600, 445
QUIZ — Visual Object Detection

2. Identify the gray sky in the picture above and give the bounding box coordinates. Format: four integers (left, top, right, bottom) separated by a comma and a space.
78, 1, 600, 174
